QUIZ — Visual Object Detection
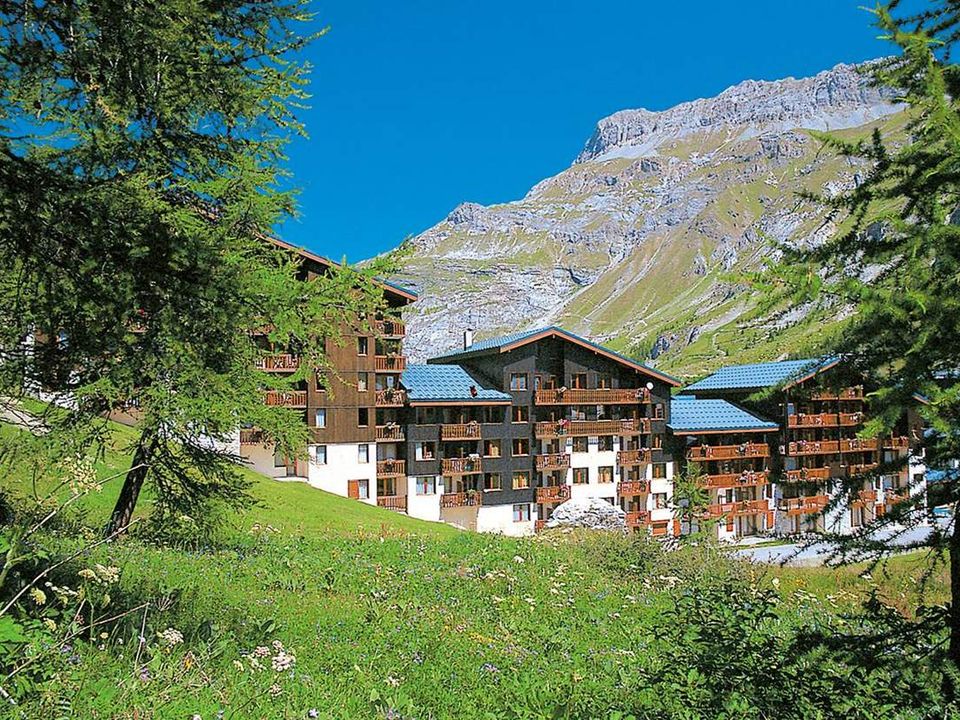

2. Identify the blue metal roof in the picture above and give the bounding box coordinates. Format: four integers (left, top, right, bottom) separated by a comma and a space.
668, 396, 779, 433
683, 358, 836, 393
402, 364, 511, 403
430, 325, 680, 386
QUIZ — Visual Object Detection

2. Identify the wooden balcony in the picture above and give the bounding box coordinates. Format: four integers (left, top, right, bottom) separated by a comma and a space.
534, 418, 647, 439
534, 388, 651, 405
441, 457, 483, 475
686, 443, 770, 461
376, 459, 406, 477
625, 511, 649, 529
839, 412, 864, 426
839, 438, 879, 453
704, 499, 769, 518
375, 355, 407, 372
617, 449, 651, 466
883, 436, 910, 450
788, 413, 839, 428
618, 480, 649, 495
785, 467, 832, 482
534, 519, 546, 533
886, 487, 911, 505
535, 453, 570, 471
535, 484, 571, 504
440, 422, 482, 441
787, 440, 840, 456
705, 471, 768, 489
373, 319, 406, 337
440, 492, 483, 508
376, 425, 405, 442
847, 462, 879, 476
264, 390, 307, 408
255, 354, 301, 372
377, 495, 407, 512
375, 388, 407, 407
810, 387, 864, 401
851, 489, 878, 508
779, 495, 829, 516
239, 428, 265, 445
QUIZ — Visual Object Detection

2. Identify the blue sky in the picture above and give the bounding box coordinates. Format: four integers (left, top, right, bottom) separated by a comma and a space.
281, 1, 896, 261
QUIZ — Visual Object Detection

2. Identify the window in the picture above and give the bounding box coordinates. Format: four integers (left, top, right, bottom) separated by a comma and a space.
484, 473, 502, 491
652, 463, 667, 479
357, 479, 369, 500
510, 373, 528, 391
357, 336, 368, 355
513, 471, 530, 489
309, 445, 327, 465
484, 439, 501, 457
598, 375, 612, 389
512, 405, 529, 423
316, 374, 326, 391
654, 403, 665, 419
653, 492, 667, 509
573, 467, 589, 484
571, 373, 587, 389
357, 372, 368, 392
416, 476, 436, 495
572, 437, 588, 453
513, 503, 531, 522
358, 407, 369, 427
314, 408, 326, 428
598, 466, 614, 484
598, 435, 614, 452
512, 438, 529, 456
415, 442, 435, 461
416, 407, 437, 425
358, 444, 369, 463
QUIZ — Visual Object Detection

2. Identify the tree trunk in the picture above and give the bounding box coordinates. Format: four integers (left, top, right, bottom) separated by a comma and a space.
951, 503, 960, 668
104, 425, 157, 538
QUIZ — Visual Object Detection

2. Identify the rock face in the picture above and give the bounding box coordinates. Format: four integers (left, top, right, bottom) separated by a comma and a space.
545, 498, 626, 532
393, 62, 905, 379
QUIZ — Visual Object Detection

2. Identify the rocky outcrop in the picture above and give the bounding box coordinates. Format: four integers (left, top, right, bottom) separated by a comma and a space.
545, 498, 626, 531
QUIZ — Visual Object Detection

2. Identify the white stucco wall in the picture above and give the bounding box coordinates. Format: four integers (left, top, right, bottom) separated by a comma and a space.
475, 503, 537, 537
406, 475, 443, 522
306, 442, 377, 506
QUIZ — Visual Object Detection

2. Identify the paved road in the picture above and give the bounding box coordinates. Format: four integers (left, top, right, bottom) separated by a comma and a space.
735, 520, 946, 566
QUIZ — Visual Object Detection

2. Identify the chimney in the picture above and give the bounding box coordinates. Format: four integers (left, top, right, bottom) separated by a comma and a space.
463, 328, 474, 350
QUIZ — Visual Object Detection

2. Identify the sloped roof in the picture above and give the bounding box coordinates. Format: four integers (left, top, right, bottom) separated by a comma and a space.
402, 364, 512, 404
429, 326, 680, 386
668, 396, 779, 434
683, 357, 839, 393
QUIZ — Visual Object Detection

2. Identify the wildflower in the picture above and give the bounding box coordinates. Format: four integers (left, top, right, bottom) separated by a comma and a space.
43, 618, 57, 632
29, 588, 46, 606
512, 555, 525, 564
481, 662, 500, 674
253, 645, 271, 658
268, 683, 282, 697
102, 593, 111, 607
272, 651, 295, 672
192, 715, 202, 720
95, 564, 120, 584
385, 675, 400, 687
78, 568, 97, 582
100, 632, 109, 640
158, 628, 184, 647
771, 577, 780, 588
233, 659, 244, 672
308, 710, 319, 719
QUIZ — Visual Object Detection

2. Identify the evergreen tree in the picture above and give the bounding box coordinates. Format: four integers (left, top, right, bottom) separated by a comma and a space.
0, 1, 392, 536
759, 0, 960, 666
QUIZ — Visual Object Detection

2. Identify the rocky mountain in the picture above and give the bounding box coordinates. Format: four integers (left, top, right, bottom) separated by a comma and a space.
392, 62, 904, 381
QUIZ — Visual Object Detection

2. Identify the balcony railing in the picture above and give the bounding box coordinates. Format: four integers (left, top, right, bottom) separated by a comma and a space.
810, 386, 864, 401
535, 485, 571, 504
372, 319, 406, 337
239, 428, 265, 445
705, 471, 768, 489
534, 519, 546, 533
883, 436, 910, 450
534, 388, 651, 405
625, 511, 649, 529
441, 457, 483, 475
617, 449, 651, 466
847, 462, 879, 476
839, 438, 879, 453
785, 467, 832, 482
535, 453, 570, 471
440, 422, 482, 441
788, 413, 839, 428
534, 418, 646, 438
886, 487, 911, 505
376, 424, 405, 442
618, 480, 648, 495
375, 355, 407, 372
779, 495, 829, 516
376, 459, 406, 477
686, 443, 770, 461
839, 412, 864, 426
264, 390, 307, 408
255, 354, 301, 372
375, 388, 407, 407
704, 499, 769, 518
377, 495, 407, 512
787, 440, 840, 456
440, 492, 483, 508
851, 489, 878, 507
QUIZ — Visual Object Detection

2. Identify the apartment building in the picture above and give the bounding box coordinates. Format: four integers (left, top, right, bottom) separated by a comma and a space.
681, 358, 927, 537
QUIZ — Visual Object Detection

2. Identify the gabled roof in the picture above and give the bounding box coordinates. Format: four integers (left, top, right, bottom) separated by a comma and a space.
683, 357, 840, 393
402, 364, 512, 405
265, 236, 418, 304
668, 396, 779, 434
429, 326, 680, 386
